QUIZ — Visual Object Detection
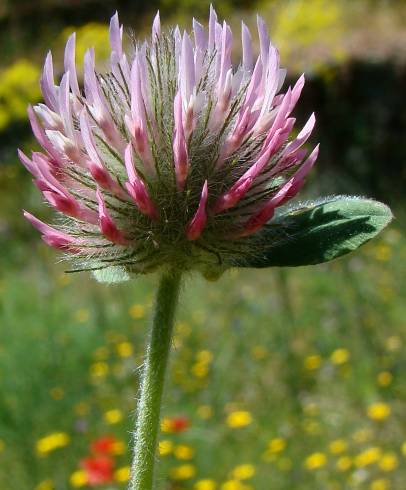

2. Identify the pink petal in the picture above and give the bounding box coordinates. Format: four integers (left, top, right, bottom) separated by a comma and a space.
173, 92, 188, 191
124, 144, 158, 219
96, 189, 128, 245
186, 181, 208, 240
241, 21, 253, 71
40, 52, 58, 111
64, 33, 80, 96
24, 211, 78, 252
109, 12, 123, 57
152, 11, 161, 39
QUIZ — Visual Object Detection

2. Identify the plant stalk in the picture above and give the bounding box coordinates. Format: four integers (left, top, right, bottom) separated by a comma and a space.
129, 270, 182, 490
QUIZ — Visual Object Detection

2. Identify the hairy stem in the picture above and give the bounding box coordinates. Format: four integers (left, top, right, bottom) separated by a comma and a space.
129, 270, 182, 490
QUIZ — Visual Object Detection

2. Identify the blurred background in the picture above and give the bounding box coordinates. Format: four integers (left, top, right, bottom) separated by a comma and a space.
0, 1, 405, 489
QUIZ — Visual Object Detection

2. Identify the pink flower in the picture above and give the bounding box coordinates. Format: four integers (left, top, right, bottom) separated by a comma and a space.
21, 7, 317, 277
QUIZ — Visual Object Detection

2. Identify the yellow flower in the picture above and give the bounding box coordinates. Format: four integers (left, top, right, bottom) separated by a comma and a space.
159, 440, 174, 456
329, 439, 347, 454
354, 447, 382, 467
112, 441, 126, 455
196, 350, 213, 363
385, 336, 402, 351
226, 411, 252, 428
197, 405, 213, 419
116, 341, 133, 358
370, 479, 390, 490
36, 432, 70, 455
268, 437, 286, 453
374, 244, 392, 261
70, 470, 87, 487
74, 308, 89, 322
115, 466, 131, 482
231, 464, 255, 480
129, 304, 145, 319
336, 456, 352, 472
377, 371, 392, 387
35, 480, 54, 490
191, 362, 209, 378
304, 452, 327, 470
104, 409, 123, 424
330, 348, 350, 365
90, 362, 109, 378
174, 444, 195, 460
195, 479, 217, 490
379, 452, 398, 472
170, 464, 196, 480
367, 402, 391, 421
250, 345, 267, 360
304, 354, 322, 370
49, 387, 64, 400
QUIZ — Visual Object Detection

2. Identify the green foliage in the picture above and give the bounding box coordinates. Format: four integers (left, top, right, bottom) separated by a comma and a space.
237, 197, 393, 268
0, 226, 405, 489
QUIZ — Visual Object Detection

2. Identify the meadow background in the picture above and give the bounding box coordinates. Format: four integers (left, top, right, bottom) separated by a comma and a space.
0, 1, 405, 489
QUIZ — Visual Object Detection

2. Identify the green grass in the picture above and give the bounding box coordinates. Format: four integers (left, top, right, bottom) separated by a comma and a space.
0, 226, 405, 490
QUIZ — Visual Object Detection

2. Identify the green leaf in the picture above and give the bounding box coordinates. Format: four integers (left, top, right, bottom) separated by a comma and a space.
92, 266, 130, 283
236, 196, 393, 268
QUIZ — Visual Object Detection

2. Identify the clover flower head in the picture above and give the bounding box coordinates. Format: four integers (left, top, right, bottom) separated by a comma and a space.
21, 7, 319, 279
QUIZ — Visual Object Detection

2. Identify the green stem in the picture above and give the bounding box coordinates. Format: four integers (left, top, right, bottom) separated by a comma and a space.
129, 270, 182, 490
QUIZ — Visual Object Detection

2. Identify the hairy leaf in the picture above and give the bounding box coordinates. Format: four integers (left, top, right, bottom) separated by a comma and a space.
235, 196, 393, 268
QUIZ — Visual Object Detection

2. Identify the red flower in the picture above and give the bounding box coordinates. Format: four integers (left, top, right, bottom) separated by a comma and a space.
171, 416, 190, 433
81, 455, 114, 486
91, 435, 117, 455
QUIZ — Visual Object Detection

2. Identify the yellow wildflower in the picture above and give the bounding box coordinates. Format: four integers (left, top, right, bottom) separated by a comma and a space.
49, 387, 64, 400
385, 336, 402, 351
35, 480, 54, 490
191, 362, 209, 378
370, 479, 390, 490
336, 456, 352, 472
129, 304, 145, 319
379, 452, 398, 472
329, 439, 347, 454
36, 432, 70, 455
251, 345, 267, 360
174, 444, 195, 460
170, 464, 196, 480
226, 411, 252, 428
221, 480, 251, 490
115, 466, 131, 482
367, 402, 391, 421
197, 405, 213, 419
90, 362, 109, 378
104, 409, 123, 424
268, 437, 286, 453
355, 447, 382, 467
304, 354, 322, 370
70, 470, 87, 487
159, 440, 174, 456
116, 341, 133, 358
377, 371, 392, 387
195, 479, 217, 490
330, 348, 350, 365
196, 350, 213, 363
304, 452, 327, 470
231, 464, 255, 480
74, 308, 89, 322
